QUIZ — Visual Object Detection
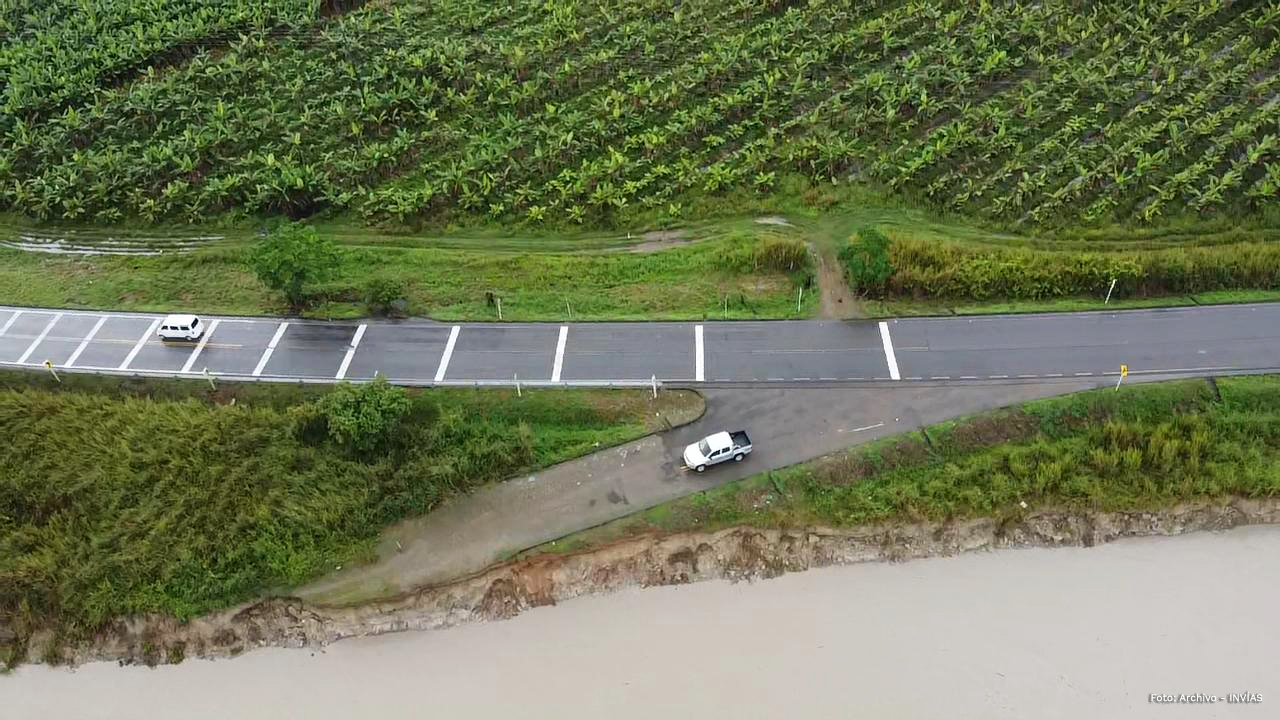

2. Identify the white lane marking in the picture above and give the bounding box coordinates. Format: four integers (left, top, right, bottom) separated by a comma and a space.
959, 375, 978, 379
990, 374, 1009, 379
181, 319, 220, 374
117, 317, 162, 370
1044, 373, 1064, 377
905, 376, 923, 380
17, 313, 63, 364
551, 325, 568, 382
65, 315, 108, 368
819, 377, 837, 381
795, 377, 812, 381
334, 324, 367, 380
1132, 365, 1236, 375
1017, 374, 1038, 378
852, 422, 885, 433
435, 325, 460, 382
878, 321, 900, 380
0, 310, 21, 336
1074, 372, 1094, 376
252, 322, 289, 377
694, 324, 705, 382
931, 376, 951, 380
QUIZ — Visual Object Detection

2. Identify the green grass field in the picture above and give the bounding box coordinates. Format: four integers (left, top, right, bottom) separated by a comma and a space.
0, 223, 816, 320
0, 371, 701, 664
537, 377, 1280, 555
2, 1, 1276, 230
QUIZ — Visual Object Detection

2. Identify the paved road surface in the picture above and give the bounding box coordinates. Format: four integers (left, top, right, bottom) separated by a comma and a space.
1, 303, 1277, 385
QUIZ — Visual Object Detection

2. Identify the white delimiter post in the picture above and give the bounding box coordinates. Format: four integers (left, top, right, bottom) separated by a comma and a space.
1105, 278, 1117, 305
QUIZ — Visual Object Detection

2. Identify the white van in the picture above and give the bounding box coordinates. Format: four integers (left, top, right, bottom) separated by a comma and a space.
157, 314, 204, 341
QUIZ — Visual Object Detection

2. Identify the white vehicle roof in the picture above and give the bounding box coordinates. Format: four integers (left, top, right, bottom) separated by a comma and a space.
704, 431, 732, 451
161, 314, 199, 325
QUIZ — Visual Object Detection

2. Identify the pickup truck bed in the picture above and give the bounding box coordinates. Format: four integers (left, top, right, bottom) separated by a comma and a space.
730, 430, 751, 449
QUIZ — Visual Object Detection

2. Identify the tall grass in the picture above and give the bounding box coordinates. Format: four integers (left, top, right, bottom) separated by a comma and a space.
0, 373, 678, 660
884, 236, 1280, 301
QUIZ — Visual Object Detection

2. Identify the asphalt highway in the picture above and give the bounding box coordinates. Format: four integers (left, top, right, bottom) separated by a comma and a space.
0, 303, 1277, 386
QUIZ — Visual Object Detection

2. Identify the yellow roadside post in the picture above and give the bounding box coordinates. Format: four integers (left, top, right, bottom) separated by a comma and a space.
1115, 364, 1128, 391
43, 360, 59, 383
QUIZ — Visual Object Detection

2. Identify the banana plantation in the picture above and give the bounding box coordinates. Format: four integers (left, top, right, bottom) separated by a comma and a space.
1, 0, 1277, 228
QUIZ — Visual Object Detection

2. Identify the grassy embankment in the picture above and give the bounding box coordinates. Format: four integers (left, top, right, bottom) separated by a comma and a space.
827, 209, 1280, 317
0, 221, 816, 321
0, 370, 702, 665
537, 377, 1280, 556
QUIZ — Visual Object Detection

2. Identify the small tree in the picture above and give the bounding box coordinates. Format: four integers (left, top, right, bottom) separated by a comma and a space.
316, 377, 410, 455
838, 226, 894, 297
248, 224, 342, 311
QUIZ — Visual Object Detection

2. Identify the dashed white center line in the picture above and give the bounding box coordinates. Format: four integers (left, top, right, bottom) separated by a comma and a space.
17, 313, 63, 365
878, 321, 900, 380
118, 317, 161, 370
0, 310, 21, 337
1074, 372, 1094, 376
551, 325, 568, 382
334, 323, 367, 380
434, 325, 460, 382
1044, 373, 1064, 377
694, 324, 705, 382
990, 375, 1009, 379
931, 376, 951, 380
959, 375, 978, 379
65, 315, 108, 368
252, 322, 289, 377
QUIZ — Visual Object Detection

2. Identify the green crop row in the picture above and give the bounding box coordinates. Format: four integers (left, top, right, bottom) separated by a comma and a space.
1, 0, 1276, 228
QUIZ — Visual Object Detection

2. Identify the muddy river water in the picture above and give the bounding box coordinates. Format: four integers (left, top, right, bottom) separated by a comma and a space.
4, 525, 1277, 719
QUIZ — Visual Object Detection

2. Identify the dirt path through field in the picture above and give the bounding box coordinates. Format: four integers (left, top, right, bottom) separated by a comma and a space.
814, 242, 859, 319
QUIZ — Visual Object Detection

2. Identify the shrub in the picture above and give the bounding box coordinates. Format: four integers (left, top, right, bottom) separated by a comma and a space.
838, 227, 894, 297
315, 377, 410, 454
365, 277, 409, 317
247, 224, 343, 311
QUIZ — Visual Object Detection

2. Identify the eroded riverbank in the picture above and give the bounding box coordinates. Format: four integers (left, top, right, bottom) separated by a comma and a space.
5, 517, 1278, 719
22, 497, 1280, 668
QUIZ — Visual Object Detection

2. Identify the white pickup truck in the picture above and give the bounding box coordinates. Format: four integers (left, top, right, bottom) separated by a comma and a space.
683, 430, 753, 473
